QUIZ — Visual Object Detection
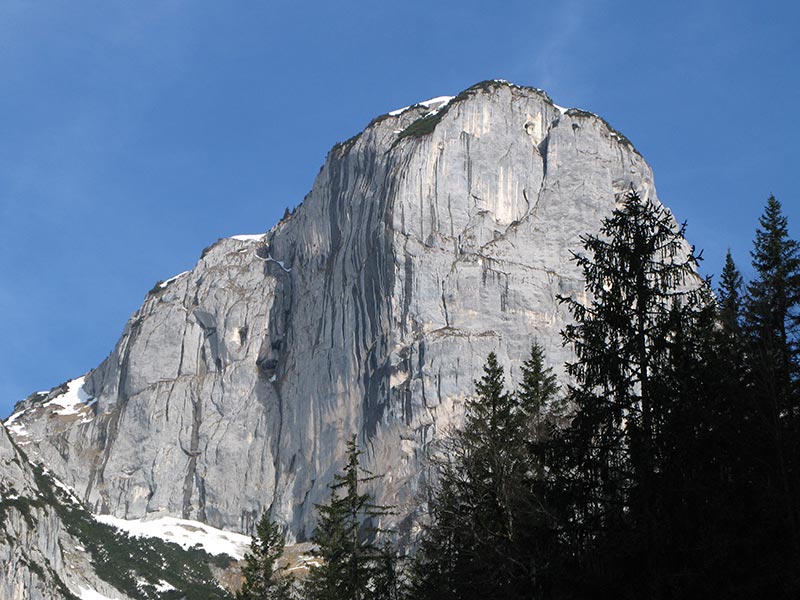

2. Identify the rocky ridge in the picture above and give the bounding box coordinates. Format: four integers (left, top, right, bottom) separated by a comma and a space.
4, 80, 666, 552
0, 418, 242, 599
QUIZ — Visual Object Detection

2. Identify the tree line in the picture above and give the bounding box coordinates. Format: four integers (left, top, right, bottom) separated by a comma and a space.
237, 191, 800, 599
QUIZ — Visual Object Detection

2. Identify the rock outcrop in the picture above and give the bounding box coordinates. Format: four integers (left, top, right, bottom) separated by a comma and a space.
1, 419, 246, 598
0, 424, 133, 599
5, 80, 665, 547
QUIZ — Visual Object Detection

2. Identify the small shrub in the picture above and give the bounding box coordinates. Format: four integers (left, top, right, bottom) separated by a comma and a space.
147, 281, 164, 297
366, 112, 393, 128
565, 108, 636, 150
395, 112, 444, 142
331, 132, 361, 155
0, 492, 44, 528
201, 241, 221, 259
30, 465, 234, 599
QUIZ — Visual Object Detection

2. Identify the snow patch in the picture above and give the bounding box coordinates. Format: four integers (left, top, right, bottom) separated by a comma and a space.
288, 554, 323, 571
4, 410, 26, 425
78, 587, 116, 600
43, 377, 93, 417
93, 514, 252, 559
553, 103, 568, 115
4, 409, 30, 438
159, 271, 190, 289
388, 95, 454, 116
256, 253, 291, 272
230, 233, 267, 242
52, 475, 83, 505
155, 580, 176, 592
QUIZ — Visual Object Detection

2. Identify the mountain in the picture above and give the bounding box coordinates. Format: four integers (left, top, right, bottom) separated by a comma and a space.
2, 79, 672, 595
0, 416, 242, 599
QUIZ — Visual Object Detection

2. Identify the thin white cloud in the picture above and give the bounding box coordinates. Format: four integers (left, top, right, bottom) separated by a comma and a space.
532, 1, 586, 92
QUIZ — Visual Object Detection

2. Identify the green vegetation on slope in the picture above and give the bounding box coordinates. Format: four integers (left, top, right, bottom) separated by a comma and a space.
30, 463, 235, 600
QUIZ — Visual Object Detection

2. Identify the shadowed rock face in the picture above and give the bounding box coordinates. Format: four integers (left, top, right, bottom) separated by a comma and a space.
5, 80, 667, 544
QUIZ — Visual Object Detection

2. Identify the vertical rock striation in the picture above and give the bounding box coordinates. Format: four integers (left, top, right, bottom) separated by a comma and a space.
0, 423, 138, 600
5, 80, 668, 544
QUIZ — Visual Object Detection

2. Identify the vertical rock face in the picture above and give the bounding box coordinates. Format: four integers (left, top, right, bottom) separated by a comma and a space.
5, 80, 665, 543
0, 424, 136, 600
0, 419, 247, 599
0, 424, 71, 600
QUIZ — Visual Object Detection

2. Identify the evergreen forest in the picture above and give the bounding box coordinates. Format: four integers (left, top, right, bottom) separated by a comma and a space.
237, 191, 800, 599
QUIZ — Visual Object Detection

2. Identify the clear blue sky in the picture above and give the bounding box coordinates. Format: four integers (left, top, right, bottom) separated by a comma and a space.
1, 0, 798, 416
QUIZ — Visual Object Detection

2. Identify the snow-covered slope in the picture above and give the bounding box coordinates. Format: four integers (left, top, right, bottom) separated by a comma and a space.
94, 514, 251, 560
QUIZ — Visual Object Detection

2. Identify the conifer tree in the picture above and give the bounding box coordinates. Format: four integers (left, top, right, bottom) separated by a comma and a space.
744, 196, 800, 395
518, 340, 561, 444
742, 195, 800, 585
406, 467, 465, 600
554, 189, 709, 597
714, 250, 747, 407
304, 435, 394, 600
718, 250, 744, 339
370, 542, 403, 600
745, 196, 800, 347
714, 249, 749, 428
237, 512, 292, 600
411, 349, 559, 600
511, 341, 564, 595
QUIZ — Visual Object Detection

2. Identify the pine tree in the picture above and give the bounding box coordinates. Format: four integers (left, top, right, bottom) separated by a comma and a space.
411, 350, 559, 600
554, 189, 709, 597
518, 340, 561, 445
744, 196, 800, 391
237, 512, 293, 600
406, 465, 467, 600
370, 542, 402, 600
409, 354, 509, 599
304, 435, 394, 600
742, 195, 800, 588
512, 341, 564, 596
718, 250, 744, 339
714, 250, 747, 413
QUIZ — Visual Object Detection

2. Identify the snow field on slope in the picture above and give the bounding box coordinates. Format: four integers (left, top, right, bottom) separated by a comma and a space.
43, 376, 92, 417
94, 514, 252, 559
78, 587, 116, 600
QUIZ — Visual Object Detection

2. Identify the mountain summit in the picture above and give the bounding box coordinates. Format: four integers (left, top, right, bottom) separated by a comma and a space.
2, 80, 671, 597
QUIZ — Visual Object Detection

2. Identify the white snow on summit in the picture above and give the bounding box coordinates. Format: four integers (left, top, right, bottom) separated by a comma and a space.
230, 233, 267, 242
388, 95, 455, 116
159, 271, 190, 289
387, 88, 571, 120
94, 514, 252, 559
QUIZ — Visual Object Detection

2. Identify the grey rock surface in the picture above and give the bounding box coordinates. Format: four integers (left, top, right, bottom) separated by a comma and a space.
5, 80, 669, 545
0, 423, 135, 600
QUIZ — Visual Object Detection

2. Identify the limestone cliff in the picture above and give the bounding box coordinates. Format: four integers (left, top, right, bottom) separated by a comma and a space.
5, 80, 664, 549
